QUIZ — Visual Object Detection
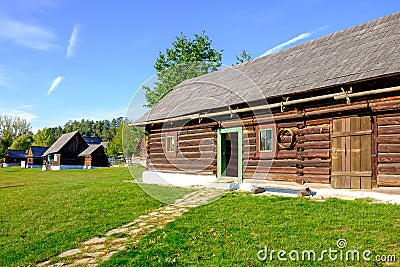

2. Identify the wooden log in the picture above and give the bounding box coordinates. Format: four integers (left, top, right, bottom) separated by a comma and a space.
376, 135, 400, 144
302, 175, 330, 184
296, 133, 330, 142
297, 141, 330, 150
377, 174, 400, 187
295, 126, 330, 135
377, 116, 400, 126
377, 126, 400, 135
378, 163, 400, 174
378, 144, 400, 153
378, 153, 400, 163
370, 99, 400, 112
298, 149, 330, 159
149, 121, 218, 133
276, 150, 297, 159
303, 167, 330, 175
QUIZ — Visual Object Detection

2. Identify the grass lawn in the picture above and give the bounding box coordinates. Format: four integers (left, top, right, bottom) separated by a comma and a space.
104, 193, 400, 266
0, 166, 191, 266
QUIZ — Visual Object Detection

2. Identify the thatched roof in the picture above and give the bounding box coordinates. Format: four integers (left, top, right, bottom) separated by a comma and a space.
137, 12, 400, 123
43, 131, 84, 156
78, 144, 103, 157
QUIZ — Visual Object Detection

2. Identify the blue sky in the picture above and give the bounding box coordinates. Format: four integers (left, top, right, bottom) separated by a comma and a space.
0, 0, 399, 131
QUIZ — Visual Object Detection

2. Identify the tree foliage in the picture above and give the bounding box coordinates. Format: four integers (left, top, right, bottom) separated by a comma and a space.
235, 49, 252, 64
0, 116, 32, 158
10, 134, 34, 150
144, 31, 223, 107
106, 122, 145, 159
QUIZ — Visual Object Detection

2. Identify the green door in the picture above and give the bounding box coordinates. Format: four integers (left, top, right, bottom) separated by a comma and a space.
217, 127, 243, 182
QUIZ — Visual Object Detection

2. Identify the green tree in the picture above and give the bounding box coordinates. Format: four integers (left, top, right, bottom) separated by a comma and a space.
10, 134, 34, 150
0, 116, 32, 158
144, 31, 223, 107
33, 128, 57, 147
235, 49, 252, 64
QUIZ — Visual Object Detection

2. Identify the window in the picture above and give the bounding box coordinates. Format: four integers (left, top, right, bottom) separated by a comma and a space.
259, 128, 273, 152
256, 124, 276, 158
164, 132, 178, 157
166, 136, 175, 152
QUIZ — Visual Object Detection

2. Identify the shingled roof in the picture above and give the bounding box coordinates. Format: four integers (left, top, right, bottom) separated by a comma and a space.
6, 149, 27, 159
78, 144, 103, 157
137, 12, 400, 123
28, 146, 49, 158
43, 131, 86, 156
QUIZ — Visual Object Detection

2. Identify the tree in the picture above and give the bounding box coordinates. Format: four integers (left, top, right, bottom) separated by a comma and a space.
33, 128, 57, 147
144, 31, 223, 107
10, 134, 34, 150
0, 116, 32, 158
235, 49, 252, 64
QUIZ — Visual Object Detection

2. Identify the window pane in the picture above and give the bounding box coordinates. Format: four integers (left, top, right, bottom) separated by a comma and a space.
166, 136, 175, 152
259, 129, 273, 152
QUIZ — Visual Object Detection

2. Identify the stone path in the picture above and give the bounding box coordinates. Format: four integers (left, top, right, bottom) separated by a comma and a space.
36, 188, 224, 267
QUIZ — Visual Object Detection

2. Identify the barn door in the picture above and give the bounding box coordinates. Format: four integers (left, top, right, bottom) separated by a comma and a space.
331, 116, 372, 189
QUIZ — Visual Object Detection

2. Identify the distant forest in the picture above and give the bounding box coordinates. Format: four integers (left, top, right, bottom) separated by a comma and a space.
0, 116, 143, 159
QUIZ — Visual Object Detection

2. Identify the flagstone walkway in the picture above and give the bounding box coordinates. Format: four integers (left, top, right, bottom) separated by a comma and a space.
36, 188, 224, 267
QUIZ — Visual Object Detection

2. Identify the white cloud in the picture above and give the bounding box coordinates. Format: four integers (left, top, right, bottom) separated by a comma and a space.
258, 26, 329, 57
0, 108, 37, 122
47, 76, 64, 95
66, 23, 81, 58
0, 18, 57, 50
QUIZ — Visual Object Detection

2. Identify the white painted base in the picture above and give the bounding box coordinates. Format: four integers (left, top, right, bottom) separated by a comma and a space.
2, 163, 19, 167
142, 171, 217, 187
42, 165, 85, 170
26, 164, 42, 168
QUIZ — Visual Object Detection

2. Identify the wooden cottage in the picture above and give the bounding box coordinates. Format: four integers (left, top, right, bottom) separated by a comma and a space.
26, 146, 49, 168
42, 131, 88, 170
78, 144, 109, 169
134, 12, 400, 189
2, 149, 27, 167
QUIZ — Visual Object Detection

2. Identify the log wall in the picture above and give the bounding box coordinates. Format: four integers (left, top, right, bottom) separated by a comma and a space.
147, 122, 218, 175
376, 113, 400, 186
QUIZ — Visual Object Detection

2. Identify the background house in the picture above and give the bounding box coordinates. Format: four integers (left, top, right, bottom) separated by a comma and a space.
3, 149, 27, 167
26, 146, 48, 168
42, 131, 88, 170
79, 144, 109, 169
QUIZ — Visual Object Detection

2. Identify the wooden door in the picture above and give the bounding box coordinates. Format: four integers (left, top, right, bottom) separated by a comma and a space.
331, 116, 372, 189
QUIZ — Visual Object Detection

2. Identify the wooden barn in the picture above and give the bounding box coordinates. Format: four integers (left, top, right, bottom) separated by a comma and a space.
42, 131, 88, 170
2, 149, 27, 167
79, 144, 109, 169
134, 12, 400, 189
26, 146, 48, 168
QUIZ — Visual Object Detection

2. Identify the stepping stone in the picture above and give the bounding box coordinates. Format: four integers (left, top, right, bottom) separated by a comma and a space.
110, 237, 128, 244
101, 251, 118, 261
59, 248, 81, 258
36, 260, 51, 266
129, 228, 142, 235
70, 258, 92, 266
83, 237, 106, 246
106, 228, 128, 236
83, 251, 105, 258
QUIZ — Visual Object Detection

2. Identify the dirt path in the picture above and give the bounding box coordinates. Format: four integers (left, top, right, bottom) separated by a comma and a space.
36, 188, 224, 267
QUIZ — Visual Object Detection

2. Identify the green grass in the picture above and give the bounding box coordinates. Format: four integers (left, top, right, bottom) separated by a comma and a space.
104, 193, 400, 266
0, 166, 191, 266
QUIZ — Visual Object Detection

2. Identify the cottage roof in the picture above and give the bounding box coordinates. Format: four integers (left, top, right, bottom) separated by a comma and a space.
43, 131, 81, 156
28, 146, 49, 157
83, 136, 103, 145
78, 144, 102, 157
6, 149, 27, 159
137, 12, 400, 123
